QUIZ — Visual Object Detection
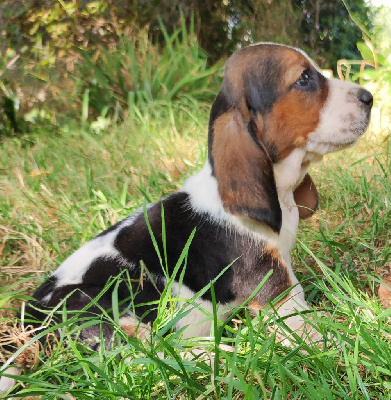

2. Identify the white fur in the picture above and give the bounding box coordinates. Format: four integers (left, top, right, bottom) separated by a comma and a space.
271, 150, 310, 310
307, 79, 370, 154
274, 287, 324, 346
272, 149, 308, 263
276, 284, 307, 322
52, 211, 143, 289
170, 281, 238, 338
52, 231, 120, 286
181, 162, 226, 222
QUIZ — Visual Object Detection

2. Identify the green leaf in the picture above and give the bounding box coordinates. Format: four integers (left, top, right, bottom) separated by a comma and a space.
357, 41, 374, 63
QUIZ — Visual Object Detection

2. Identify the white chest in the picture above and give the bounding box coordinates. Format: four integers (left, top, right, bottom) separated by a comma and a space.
273, 149, 307, 265
277, 194, 299, 265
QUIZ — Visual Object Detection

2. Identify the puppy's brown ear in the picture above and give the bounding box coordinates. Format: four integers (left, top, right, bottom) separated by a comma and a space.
293, 173, 318, 219
211, 107, 282, 232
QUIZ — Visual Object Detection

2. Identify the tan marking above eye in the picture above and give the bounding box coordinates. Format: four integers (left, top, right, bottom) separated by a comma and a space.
283, 65, 310, 88
277, 49, 313, 88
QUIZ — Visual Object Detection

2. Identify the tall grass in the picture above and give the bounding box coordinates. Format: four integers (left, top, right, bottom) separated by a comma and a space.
1, 95, 391, 397
75, 13, 222, 122
0, 13, 222, 136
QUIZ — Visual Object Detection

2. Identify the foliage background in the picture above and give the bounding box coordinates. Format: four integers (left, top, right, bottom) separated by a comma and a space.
0, 0, 375, 136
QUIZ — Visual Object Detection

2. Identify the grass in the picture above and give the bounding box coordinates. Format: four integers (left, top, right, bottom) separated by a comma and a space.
76, 16, 221, 112
0, 96, 390, 399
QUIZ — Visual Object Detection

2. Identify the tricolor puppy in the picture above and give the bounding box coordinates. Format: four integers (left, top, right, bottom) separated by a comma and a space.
26, 44, 373, 346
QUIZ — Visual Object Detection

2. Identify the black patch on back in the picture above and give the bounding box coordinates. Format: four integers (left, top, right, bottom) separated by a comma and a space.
32, 276, 57, 300
113, 192, 236, 306
24, 277, 58, 327
111, 192, 289, 309
31, 192, 292, 329
81, 256, 122, 287
95, 220, 123, 238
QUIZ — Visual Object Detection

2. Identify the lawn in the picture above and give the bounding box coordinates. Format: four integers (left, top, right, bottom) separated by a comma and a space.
0, 96, 390, 399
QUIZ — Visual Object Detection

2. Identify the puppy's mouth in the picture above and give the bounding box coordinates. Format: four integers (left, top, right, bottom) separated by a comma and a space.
349, 115, 371, 137
306, 135, 360, 156
308, 117, 370, 153
319, 138, 357, 147
308, 137, 356, 149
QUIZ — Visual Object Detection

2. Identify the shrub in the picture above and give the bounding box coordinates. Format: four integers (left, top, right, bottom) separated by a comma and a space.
74, 14, 222, 122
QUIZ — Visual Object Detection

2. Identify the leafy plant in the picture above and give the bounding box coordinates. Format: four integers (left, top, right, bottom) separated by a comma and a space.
0, 51, 22, 135
357, 40, 391, 94
74, 13, 222, 122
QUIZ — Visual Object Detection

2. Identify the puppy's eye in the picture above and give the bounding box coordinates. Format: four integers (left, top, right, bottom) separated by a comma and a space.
296, 70, 310, 87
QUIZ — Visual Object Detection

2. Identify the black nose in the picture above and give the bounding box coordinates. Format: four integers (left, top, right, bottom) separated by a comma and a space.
358, 89, 373, 108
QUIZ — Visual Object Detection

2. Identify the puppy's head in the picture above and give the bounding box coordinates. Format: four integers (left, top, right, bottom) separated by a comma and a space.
209, 43, 372, 232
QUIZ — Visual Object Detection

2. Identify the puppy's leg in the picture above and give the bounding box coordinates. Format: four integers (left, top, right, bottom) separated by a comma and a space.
119, 315, 151, 340
274, 285, 324, 346
249, 283, 323, 346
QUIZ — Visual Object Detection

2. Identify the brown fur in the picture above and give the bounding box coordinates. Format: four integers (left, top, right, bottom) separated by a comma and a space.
120, 319, 150, 340
232, 242, 294, 310
212, 110, 280, 230
248, 292, 292, 314
262, 84, 328, 161
293, 173, 319, 219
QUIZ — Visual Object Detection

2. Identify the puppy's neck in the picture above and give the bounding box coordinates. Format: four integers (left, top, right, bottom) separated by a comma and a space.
183, 162, 277, 240
273, 149, 322, 208
182, 161, 226, 220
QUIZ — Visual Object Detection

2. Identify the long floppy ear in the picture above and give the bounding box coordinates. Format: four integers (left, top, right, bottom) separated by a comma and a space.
211, 104, 282, 233
293, 173, 318, 219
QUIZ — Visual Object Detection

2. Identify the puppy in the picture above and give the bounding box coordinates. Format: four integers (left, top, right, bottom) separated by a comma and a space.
1, 44, 372, 387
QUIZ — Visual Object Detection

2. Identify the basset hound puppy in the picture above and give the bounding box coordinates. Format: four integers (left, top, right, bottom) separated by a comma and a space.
12, 43, 375, 352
